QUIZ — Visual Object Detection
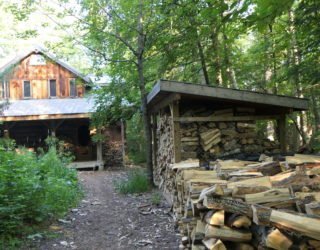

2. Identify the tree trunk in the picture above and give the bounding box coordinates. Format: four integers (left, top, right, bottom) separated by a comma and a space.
288, 9, 308, 145
197, 39, 210, 85
222, 24, 237, 88
137, 0, 153, 185
211, 31, 223, 86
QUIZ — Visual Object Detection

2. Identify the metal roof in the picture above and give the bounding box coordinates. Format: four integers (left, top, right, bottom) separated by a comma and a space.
147, 80, 309, 111
0, 45, 90, 83
0, 97, 95, 117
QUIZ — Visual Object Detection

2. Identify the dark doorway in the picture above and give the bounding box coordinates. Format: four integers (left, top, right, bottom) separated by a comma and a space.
78, 125, 90, 146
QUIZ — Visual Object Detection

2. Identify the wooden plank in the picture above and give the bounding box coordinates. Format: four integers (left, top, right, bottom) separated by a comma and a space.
170, 101, 181, 163
150, 93, 181, 113
154, 80, 309, 110
174, 115, 282, 123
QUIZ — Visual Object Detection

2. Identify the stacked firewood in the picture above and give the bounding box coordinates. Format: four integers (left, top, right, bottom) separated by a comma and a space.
170, 154, 320, 250
180, 107, 280, 161
103, 141, 123, 167
155, 113, 174, 188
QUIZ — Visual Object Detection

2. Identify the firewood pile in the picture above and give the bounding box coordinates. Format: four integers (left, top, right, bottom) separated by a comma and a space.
103, 141, 123, 167
168, 154, 320, 250
155, 113, 174, 188
181, 119, 280, 162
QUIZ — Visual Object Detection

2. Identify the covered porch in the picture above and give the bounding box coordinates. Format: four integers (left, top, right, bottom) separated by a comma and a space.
0, 98, 103, 167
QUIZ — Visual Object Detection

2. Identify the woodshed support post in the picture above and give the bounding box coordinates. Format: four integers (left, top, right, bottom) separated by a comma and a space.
152, 114, 158, 170
278, 114, 287, 154
170, 101, 181, 163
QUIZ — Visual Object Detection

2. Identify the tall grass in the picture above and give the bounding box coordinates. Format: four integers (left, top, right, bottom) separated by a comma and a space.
114, 169, 150, 194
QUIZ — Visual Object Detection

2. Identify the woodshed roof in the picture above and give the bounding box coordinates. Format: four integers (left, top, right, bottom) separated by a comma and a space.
147, 80, 308, 114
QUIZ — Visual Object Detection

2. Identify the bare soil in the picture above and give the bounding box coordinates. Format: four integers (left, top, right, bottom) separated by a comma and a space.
33, 170, 179, 250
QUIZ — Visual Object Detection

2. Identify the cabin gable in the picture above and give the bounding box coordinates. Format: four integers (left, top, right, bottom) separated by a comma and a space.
0, 51, 86, 100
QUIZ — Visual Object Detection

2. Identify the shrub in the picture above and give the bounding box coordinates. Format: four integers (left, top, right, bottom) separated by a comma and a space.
114, 169, 150, 194
0, 146, 82, 237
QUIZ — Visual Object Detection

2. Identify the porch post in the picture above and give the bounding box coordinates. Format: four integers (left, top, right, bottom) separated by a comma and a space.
278, 114, 287, 154
96, 129, 103, 170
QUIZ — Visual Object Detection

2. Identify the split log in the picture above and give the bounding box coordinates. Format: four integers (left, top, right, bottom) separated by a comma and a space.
237, 122, 256, 129
232, 185, 270, 198
205, 225, 252, 242
265, 229, 293, 250
199, 184, 225, 201
204, 210, 225, 226
308, 240, 320, 249
305, 202, 320, 216
295, 192, 320, 202
202, 239, 226, 250
270, 210, 320, 240
227, 176, 272, 189
226, 214, 251, 229
200, 129, 220, 144
191, 220, 206, 243
285, 154, 320, 165
203, 197, 252, 217
251, 204, 272, 226
244, 188, 291, 204
244, 161, 282, 176
181, 137, 199, 142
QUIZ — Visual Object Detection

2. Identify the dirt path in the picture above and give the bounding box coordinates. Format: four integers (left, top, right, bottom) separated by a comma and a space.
36, 171, 179, 250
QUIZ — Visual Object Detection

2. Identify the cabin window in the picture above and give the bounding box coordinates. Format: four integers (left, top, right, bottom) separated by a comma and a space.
49, 79, 57, 97
23, 80, 31, 98
1, 81, 9, 99
70, 79, 76, 97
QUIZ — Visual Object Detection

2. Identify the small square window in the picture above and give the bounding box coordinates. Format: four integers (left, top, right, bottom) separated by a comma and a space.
70, 79, 76, 97
23, 81, 31, 98
1, 81, 9, 99
49, 79, 56, 97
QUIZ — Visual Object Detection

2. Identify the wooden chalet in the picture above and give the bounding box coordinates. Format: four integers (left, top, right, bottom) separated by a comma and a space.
0, 46, 124, 168
147, 80, 309, 186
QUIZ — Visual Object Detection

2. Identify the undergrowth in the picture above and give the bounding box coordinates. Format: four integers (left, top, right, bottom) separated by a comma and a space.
0, 139, 82, 248
114, 169, 150, 194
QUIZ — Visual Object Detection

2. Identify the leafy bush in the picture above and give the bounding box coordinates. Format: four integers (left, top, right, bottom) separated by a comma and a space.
0, 146, 82, 237
114, 169, 150, 194
126, 113, 147, 164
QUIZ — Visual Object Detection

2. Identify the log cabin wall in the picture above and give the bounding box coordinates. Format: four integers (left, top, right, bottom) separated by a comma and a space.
1, 52, 85, 100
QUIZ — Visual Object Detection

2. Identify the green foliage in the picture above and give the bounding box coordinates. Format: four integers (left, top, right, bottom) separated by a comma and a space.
0, 138, 16, 151
0, 146, 82, 238
44, 136, 75, 164
114, 169, 150, 194
126, 113, 147, 164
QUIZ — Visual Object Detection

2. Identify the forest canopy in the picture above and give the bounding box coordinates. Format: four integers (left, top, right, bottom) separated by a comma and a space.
2, 0, 320, 178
